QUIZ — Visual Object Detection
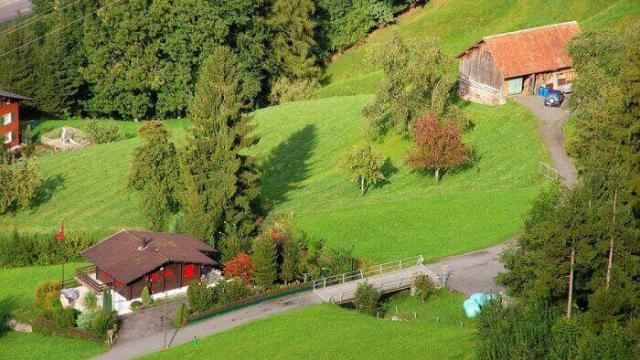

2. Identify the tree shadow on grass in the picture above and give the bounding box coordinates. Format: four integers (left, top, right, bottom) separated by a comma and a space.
261, 125, 317, 207
31, 174, 66, 209
373, 157, 399, 190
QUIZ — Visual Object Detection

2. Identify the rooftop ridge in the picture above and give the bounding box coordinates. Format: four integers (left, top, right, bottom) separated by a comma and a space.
483, 21, 578, 41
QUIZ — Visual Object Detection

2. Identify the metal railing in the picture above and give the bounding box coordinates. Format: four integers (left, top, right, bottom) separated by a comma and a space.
312, 255, 424, 289
539, 161, 559, 181
74, 265, 110, 293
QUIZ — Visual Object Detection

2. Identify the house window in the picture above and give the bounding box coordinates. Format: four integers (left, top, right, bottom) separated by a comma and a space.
558, 78, 567, 86
164, 269, 173, 278
2, 113, 11, 125
150, 272, 159, 282
4, 132, 11, 144
183, 264, 196, 278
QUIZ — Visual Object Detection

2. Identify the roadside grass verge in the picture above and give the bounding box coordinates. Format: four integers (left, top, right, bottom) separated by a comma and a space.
141, 302, 475, 360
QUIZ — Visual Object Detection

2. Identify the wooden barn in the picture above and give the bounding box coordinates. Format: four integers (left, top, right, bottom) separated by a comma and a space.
78, 230, 220, 301
457, 21, 581, 105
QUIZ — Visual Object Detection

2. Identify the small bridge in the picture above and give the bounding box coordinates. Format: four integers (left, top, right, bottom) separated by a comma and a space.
312, 255, 439, 303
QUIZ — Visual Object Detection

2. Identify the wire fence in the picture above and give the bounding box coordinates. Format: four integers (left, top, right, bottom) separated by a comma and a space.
538, 161, 559, 181
379, 305, 474, 329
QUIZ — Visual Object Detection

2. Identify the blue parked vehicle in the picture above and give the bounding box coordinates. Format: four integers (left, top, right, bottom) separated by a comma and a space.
544, 89, 565, 107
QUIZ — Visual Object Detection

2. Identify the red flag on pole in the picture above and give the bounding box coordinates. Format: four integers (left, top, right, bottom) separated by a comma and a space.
55, 223, 64, 240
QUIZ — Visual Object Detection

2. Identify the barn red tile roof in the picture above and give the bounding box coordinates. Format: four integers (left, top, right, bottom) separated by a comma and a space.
81, 230, 218, 284
458, 21, 581, 79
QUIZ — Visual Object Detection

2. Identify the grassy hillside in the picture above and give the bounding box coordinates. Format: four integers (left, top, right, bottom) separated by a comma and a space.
253, 96, 548, 262
142, 294, 475, 360
1, 96, 547, 262
319, 0, 640, 97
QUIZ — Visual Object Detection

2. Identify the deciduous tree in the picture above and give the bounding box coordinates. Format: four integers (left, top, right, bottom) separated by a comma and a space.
223, 253, 254, 283
362, 33, 466, 138
340, 143, 386, 195
405, 114, 470, 182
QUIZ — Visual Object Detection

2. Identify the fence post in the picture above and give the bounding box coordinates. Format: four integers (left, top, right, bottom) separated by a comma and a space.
379, 265, 383, 274
323, 278, 326, 288
342, 274, 346, 284
360, 269, 364, 279
399, 259, 402, 269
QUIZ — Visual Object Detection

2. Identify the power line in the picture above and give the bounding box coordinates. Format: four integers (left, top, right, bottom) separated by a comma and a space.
0, 0, 124, 59
0, 0, 86, 39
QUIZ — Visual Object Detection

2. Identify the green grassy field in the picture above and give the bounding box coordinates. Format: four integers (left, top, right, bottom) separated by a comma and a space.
0, 263, 88, 316
142, 300, 475, 360
1, 95, 548, 262
318, 0, 640, 97
0, 331, 106, 360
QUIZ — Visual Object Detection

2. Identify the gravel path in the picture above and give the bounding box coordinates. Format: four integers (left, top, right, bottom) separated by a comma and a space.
515, 95, 578, 188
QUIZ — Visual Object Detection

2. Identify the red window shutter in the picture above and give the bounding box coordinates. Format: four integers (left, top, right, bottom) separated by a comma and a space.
183, 264, 195, 278
150, 273, 159, 282
102, 270, 110, 279
114, 279, 122, 287
164, 269, 173, 278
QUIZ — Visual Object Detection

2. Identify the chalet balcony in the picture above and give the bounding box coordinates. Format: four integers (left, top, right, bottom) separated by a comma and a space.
74, 265, 109, 293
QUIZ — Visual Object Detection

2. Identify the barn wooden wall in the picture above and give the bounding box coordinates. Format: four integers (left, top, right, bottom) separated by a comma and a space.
458, 44, 503, 90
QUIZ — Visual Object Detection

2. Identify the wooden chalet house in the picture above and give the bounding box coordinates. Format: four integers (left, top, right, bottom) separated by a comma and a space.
457, 21, 581, 105
0, 89, 30, 149
76, 230, 220, 313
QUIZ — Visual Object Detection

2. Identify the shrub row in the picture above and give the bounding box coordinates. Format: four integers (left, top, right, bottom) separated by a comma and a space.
0, 231, 97, 268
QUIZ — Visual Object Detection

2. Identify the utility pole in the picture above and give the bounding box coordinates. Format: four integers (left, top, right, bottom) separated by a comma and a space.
605, 189, 618, 290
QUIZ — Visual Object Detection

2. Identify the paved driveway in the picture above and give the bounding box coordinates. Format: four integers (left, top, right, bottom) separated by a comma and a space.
515, 95, 578, 188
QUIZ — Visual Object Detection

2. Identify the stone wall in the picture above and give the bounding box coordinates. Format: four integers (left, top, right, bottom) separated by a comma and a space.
458, 77, 504, 106
3, 317, 33, 333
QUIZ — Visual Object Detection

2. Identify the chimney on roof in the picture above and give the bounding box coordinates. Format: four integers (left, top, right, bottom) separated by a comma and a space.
138, 236, 151, 251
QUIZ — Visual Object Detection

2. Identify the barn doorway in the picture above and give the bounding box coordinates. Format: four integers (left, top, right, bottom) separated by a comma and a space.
507, 77, 524, 95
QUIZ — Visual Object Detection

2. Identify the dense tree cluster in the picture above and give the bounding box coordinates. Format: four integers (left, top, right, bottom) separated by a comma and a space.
0, 0, 421, 119
481, 28, 640, 359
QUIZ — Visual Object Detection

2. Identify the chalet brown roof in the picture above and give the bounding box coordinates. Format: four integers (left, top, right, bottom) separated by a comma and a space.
458, 21, 581, 79
81, 230, 217, 284
0, 89, 31, 101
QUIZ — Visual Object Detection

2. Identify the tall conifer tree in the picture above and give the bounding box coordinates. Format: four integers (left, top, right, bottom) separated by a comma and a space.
179, 46, 260, 245
267, 0, 319, 80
